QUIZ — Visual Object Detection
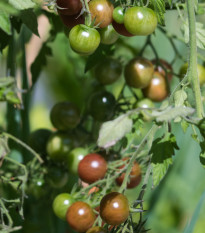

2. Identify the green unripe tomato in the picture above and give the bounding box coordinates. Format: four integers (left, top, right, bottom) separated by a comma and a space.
67, 147, 89, 174
124, 7, 157, 36
50, 102, 80, 131
100, 25, 119, 45
137, 98, 155, 109
113, 6, 124, 24
179, 63, 205, 86
89, 91, 116, 121
27, 178, 47, 199
46, 132, 74, 162
52, 193, 74, 220
95, 58, 122, 85
69, 24, 101, 55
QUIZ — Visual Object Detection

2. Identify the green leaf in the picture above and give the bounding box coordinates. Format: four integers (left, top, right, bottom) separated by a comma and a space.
181, 119, 189, 133
20, 9, 39, 36
183, 191, 205, 233
174, 90, 187, 107
150, 0, 165, 26
152, 158, 172, 186
97, 114, 133, 148
9, 0, 35, 10
0, 11, 11, 35
151, 133, 179, 164
199, 141, 205, 168
0, 77, 15, 87
31, 43, 52, 86
0, 1, 18, 15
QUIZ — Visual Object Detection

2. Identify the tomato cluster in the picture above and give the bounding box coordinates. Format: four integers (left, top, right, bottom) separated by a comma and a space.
54, 0, 158, 55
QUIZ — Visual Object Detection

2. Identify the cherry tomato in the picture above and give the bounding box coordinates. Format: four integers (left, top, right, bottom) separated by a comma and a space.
95, 58, 122, 85
46, 165, 68, 188
99, 25, 119, 45
50, 102, 80, 131
124, 7, 157, 36
152, 59, 173, 81
78, 153, 107, 184
116, 158, 142, 189
56, 0, 82, 15
113, 6, 124, 24
67, 147, 89, 174
66, 201, 96, 232
112, 20, 133, 37
179, 63, 205, 86
124, 58, 154, 89
143, 71, 168, 102
27, 178, 47, 199
86, 226, 107, 233
137, 98, 155, 109
100, 192, 129, 225
28, 129, 52, 157
69, 24, 101, 55
52, 193, 74, 220
46, 132, 74, 162
89, 0, 114, 28
89, 91, 116, 121
59, 12, 84, 29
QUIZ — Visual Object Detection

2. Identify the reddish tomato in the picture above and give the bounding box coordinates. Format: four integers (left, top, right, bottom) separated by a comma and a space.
89, 0, 114, 28
124, 58, 154, 89
116, 158, 142, 189
112, 20, 133, 37
152, 59, 173, 81
66, 201, 96, 232
59, 12, 84, 29
143, 71, 168, 102
56, 0, 82, 15
100, 192, 129, 225
86, 226, 106, 233
78, 153, 107, 184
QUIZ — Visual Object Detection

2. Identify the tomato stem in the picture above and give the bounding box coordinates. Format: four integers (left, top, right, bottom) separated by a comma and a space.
186, 0, 204, 118
82, 0, 92, 26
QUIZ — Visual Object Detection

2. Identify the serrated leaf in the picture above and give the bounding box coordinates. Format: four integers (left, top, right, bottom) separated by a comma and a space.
152, 158, 172, 186
31, 43, 52, 86
0, 11, 11, 35
150, 0, 165, 26
174, 90, 187, 107
149, 106, 195, 122
97, 114, 133, 148
151, 133, 179, 164
9, 0, 35, 10
20, 9, 39, 36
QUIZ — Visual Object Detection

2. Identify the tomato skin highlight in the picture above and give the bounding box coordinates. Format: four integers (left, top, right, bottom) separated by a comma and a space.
100, 192, 129, 225
69, 24, 101, 55
56, 0, 82, 15
124, 58, 154, 89
66, 201, 96, 232
124, 7, 157, 36
89, 0, 114, 28
78, 153, 107, 184
143, 71, 168, 102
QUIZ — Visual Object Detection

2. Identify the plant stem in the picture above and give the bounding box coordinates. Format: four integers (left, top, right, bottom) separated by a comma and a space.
0, 199, 13, 227
83, 0, 92, 26
186, 0, 204, 118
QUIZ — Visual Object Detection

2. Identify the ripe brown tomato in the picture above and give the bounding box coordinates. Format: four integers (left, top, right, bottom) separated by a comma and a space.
56, 0, 82, 15
78, 153, 107, 184
66, 201, 96, 232
116, 158, 142, 189
59, 12, 84, 29
89, 0, 114, 28
124, 58, 154, 89
100, 192, 129, 225
112, 20, 133, 37
152, 59, 173, 81
86, 226, 107, 233
143, 71, 168, 102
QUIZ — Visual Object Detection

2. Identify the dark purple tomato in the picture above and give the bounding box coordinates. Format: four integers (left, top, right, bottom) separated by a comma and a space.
89, 0, 114, 28
100, 192, 129, 225
78, 153, 107, 184
112, 20, 134, 37
66, 201, 96, 232
59, 12, 84, 29
56, 0, 82, 15
152, 59, 173, 81
124, 58, 154, 89
143, 71, 168, 102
